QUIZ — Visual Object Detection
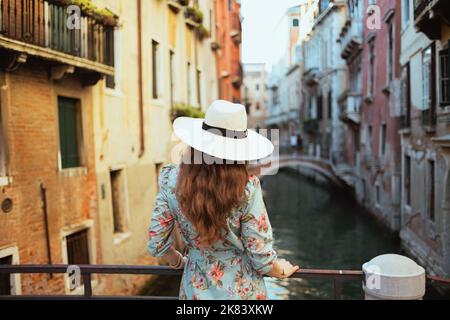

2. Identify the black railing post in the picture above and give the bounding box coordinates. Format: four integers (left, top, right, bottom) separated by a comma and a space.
83, 272, 92, 298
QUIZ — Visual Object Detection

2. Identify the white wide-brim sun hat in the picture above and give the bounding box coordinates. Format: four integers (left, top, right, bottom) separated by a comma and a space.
173, 100, 274, 162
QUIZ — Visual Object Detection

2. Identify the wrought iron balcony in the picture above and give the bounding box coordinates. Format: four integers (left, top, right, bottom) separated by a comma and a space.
0, 0, 115, 84
400, 114, 411, 130
421, 108, 437, 128
414, 0, 450, 40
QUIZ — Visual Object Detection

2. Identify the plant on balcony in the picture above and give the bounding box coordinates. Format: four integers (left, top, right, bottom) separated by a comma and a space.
185, 6, 204, 24
196, 24, 210, 41
47, 0, 120, 27
171, 103, 205, 121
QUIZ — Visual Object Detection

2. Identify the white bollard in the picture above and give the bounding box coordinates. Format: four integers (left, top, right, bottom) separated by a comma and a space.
362, 254, 426, 300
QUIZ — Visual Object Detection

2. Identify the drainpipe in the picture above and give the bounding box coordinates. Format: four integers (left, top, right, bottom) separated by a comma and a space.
137, 0, 145, 158
40, 183, 53, 278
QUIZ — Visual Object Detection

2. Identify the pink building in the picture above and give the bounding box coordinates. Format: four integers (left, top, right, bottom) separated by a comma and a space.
358, 0, 402, 230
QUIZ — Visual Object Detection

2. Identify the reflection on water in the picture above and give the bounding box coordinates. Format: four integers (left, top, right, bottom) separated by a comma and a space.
262, 167, 401, 300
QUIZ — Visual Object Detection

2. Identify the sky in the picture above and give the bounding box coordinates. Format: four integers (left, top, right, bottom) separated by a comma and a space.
241, 0, 302, 70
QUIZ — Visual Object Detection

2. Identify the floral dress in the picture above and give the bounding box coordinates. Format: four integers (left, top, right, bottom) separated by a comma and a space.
147, 165, 277, 300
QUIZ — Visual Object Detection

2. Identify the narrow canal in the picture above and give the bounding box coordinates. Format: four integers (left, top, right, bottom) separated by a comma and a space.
144, 166, 450, 299
262, 166, 400, 300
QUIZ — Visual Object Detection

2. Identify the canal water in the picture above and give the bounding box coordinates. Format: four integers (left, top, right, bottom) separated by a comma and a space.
145, 166, 450, 299
262, 166, 401, 300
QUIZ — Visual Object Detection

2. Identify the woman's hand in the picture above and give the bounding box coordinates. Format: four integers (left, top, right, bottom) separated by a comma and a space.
162, 248, 186, 269
266, 258, 299, 279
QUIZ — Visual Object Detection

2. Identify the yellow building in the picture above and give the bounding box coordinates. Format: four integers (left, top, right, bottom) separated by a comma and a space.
90, 0, 218, 294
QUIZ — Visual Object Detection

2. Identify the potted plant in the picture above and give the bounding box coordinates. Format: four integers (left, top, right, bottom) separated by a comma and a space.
196, 24, 210, 41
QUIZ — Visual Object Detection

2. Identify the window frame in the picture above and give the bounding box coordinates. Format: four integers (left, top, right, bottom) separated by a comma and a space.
0, 246, 21, 295
57, 96, 85, 171
61, 220, 96, 294
439, 41, 450, 107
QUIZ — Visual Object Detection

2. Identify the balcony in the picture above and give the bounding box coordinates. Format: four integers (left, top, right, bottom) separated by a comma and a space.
231, 62, 243, 89
339, 92, 362, 125
414, 0, 450, 40
400, 114, 411, 130
338, 18, 363, 62
230, 11, 241, 45
421, 108, 437, 129
303, 67, 319, 87
167, 0, 188, 13
0, 0, 115, 85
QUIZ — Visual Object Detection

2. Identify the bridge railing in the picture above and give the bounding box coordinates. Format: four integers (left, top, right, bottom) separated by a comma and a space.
0, 265, 449, 300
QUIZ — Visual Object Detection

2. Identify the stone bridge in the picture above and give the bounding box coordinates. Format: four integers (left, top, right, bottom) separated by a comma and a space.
249, 155, 348, 189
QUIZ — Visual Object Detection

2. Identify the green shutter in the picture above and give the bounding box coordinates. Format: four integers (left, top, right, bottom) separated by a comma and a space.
58, 97, 80, 169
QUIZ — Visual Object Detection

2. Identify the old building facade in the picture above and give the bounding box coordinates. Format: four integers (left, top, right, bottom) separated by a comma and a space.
356, 0, 402, 231
243, 63, 268, 131
302, 0, 346, 162
399, 0, 450, 276
215, 0, 242, 102
0, 0, 223, 295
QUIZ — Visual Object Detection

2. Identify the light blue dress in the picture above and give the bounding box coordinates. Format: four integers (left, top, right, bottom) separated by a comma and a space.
147, 165, 277, 300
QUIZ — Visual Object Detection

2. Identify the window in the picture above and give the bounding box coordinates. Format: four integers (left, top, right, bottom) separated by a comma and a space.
293, 18, 299, 27
401, 63, 411, 126
228, 0, 232, 11
405, 155, 411, 206
66, 229, 90, 266
152, 40, 160, 99
380, 123, 387, 156
187, 62, 192, 105
256, 84, 260, 91
402, 0, 410, 29
256, 102, 260, 110
376, 185, 381, 205
387, 22, 394, 84
367, 125, 373, 156
422, 44, 436, 110
110, 170, 128, 234
58, 97, 82, 169
169, 50, 175, 107
368, 41, 375, 97
428, 160, 435, 221
327, 91, 332, 119
196, 69, 202, 106
439, 43, 450, 107
317, 95, 323, 120
0, 255, 12, 295
105, 27, 116, 89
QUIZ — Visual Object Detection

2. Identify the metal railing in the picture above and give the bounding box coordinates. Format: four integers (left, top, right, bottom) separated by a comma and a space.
0, 264, 449, 300
0, 0, 114, 64
0, 264, 364, 300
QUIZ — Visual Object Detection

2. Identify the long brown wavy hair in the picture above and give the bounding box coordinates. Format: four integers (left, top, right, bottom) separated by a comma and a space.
176, 148, 249, 246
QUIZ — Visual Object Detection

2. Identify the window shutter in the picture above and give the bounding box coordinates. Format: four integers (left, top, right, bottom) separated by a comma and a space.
58, 97, 80, 169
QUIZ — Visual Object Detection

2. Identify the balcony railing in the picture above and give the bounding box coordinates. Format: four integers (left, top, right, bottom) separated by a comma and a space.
421, 108, 437, 128
0, 0, 115, 75
0, 264, 449, 300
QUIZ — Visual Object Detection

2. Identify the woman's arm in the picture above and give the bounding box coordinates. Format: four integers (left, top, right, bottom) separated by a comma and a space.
241, 176, 299, 279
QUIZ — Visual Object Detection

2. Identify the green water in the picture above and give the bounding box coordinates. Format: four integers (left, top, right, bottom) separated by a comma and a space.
262, 167, 401, 300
